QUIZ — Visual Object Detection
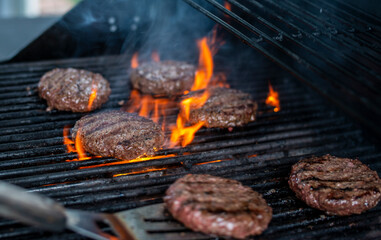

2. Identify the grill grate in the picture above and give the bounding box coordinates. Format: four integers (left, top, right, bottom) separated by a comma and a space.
0, 53, 380, 240
183, 0, 381, 140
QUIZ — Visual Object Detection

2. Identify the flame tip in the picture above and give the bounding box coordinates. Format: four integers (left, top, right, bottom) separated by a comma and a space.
131, 52, 139, 69
266, 82, 280, 112
170, 31, 223, 147
224, 1, 232, 11
87, 80, 98, 111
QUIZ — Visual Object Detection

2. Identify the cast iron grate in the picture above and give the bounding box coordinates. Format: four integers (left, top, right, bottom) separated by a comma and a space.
0, 54, 379, 239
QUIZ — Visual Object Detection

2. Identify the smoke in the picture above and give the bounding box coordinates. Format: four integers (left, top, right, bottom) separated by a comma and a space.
119, 0, 216, 64
53, 0, 270, 87
115, 0, 270, 84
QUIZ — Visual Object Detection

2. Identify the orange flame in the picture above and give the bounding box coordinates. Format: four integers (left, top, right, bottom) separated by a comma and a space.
63, 125, 98, 161
63, 125, 76, 153
131, 52, 139, 69
138, 94, 154, 117
191, 38, 214, 91
41, 182, 72, 187
87, 80, 97, 111
126, 90, 142, 113
266, 82, 280, 112
125, 90, 173, 130
153, 98, 170, 124
80, 154, 176, 169
194, 159, 223, 165
170, 117, 205, 147
170, 33, 225, 147
113, 167, 167, 177
224, 1, 231, 11
151, 51, 160, 62
75, 128, 88, 159
180, 91, 209, 121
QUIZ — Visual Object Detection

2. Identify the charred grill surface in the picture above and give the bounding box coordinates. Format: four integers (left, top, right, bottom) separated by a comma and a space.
0, 55, 379, 240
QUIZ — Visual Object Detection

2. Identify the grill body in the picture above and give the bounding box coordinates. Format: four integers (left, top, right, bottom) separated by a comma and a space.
0, 0, 380, 239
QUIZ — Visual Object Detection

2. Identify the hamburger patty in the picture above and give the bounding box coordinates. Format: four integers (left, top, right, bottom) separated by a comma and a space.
164, 174, 272, 239
130, 61, 195, 96
72, 111, 164, 160
182, 87, 258, 128
38, 68, 111, 112
289, 154, 381, 216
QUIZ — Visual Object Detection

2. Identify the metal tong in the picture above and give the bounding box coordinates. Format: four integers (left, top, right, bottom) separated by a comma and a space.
0, 180, 181, 240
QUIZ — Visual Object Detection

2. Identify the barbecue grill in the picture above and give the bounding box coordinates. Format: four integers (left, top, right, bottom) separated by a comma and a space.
0, 0, 380, 239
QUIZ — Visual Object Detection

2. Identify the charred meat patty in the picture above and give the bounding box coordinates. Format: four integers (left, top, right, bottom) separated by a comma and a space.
72, 111, 164, 160
164, 174, 272, 239
38, 68, 111, 112
289, 154, 381, 216
130, 61, 195, 96
181, 87, 258, 128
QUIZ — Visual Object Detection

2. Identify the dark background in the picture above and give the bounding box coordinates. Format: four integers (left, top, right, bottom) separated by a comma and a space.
0, 0, 379, 63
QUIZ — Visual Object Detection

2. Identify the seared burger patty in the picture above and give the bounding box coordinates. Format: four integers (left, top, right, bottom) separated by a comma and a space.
182, 87, 258, 128
289, 154, 381, 216
72, 111, 164, 160
130, 61, 195, 96
38, 68, 111, 112
164, 174, 272, 239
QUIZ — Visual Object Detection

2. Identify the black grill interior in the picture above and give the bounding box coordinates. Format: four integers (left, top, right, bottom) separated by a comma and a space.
184, 0, 381, 140
0, 47, 380, 239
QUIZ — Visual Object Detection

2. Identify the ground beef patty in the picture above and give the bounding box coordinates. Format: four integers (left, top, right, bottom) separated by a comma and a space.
164, 174, 272, 239
130, 61, 195, 96
181, 87, 258, 128
72, 111, 164, 160
38, 68, 111, 112
289, 154, 381, 216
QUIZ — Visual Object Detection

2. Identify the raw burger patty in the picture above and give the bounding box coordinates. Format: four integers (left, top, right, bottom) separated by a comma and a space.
38, 68, 111, 112
182, 87, 258, 128
289, 154, 381, 216
72, 111, 164, 160
130, 61, 195, 96
164, 174, 272, 239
